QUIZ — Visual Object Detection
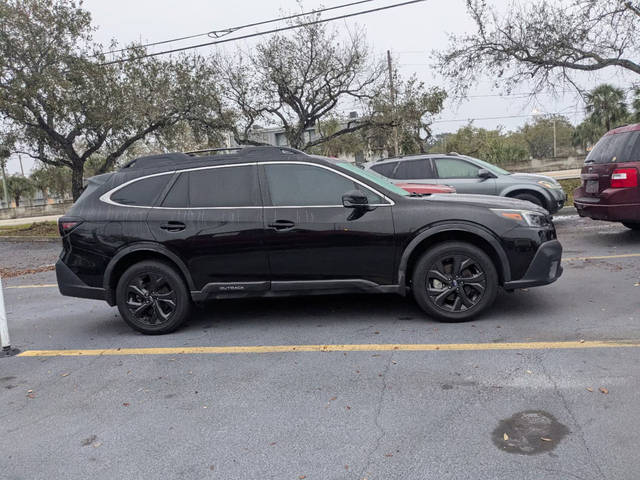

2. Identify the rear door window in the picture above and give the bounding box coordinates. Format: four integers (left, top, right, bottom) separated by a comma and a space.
586, 131, 640, 164
370, 162, 398, 178
161, 173, 189, 208
110, 174, 170, 206
161, 165, 260, 208
394, 159, 433, 179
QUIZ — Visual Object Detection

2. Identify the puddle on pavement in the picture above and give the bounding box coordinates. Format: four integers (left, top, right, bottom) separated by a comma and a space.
492, 410, 569, 455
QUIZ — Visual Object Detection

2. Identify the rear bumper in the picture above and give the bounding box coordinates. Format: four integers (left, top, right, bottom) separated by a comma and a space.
56, 259, 106, 301
503, 239, 563, 290
574, 198, 640, 222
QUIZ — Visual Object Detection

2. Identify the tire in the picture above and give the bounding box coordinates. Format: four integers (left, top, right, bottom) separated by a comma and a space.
622, 222, 640, 230
411, 241, 498, 322
116, 260, 191, 335
512, 192, 544, 208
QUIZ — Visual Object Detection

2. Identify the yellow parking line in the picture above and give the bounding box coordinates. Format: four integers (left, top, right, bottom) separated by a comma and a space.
564, 253, 640, 262
5, 284, 57, 289
16, 340, 640, 357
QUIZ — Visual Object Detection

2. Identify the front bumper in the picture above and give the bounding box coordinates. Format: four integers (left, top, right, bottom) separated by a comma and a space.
56, 259, 106, 301
503, 239, 563, 290
547, 190, 566, 213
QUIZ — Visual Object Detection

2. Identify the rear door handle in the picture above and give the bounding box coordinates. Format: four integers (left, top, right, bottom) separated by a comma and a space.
160, 221, 186, 232
268, 220, 295, 231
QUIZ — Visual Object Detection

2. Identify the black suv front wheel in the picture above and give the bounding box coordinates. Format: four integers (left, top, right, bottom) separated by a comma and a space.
116, 260, 191, 334
412, 242, 498, 322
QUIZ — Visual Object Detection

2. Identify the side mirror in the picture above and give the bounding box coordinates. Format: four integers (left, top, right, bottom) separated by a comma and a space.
342, 190, 369, 209
478, 168, 494, 180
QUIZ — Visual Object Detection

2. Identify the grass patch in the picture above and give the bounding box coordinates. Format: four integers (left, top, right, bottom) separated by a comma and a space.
558, 178, 582, 207
0, 221, 59, 237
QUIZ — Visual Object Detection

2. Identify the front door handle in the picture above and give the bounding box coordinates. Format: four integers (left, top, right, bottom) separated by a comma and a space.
268, 220, 295, 231
160, 221, 186, 232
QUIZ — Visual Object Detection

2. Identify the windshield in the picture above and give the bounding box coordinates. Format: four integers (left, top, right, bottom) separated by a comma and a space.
463, 156, 510, 175
337, 162, 410, 196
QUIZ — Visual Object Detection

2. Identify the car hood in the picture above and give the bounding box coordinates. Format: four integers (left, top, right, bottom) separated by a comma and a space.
508, 172, 558, 184
424, 193, 549, 214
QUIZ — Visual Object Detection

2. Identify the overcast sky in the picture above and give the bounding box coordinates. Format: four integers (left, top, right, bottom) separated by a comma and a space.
5, 0, 629, 174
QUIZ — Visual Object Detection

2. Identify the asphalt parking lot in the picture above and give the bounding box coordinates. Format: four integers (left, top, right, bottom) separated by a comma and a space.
1, 215, 639, 480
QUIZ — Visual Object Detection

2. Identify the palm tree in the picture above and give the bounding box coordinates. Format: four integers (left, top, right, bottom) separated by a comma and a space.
584, 84, 629, 131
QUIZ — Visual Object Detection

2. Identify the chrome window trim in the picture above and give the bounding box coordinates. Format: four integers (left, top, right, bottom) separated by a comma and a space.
99, 160, 394, 209
99, 171, 176, 208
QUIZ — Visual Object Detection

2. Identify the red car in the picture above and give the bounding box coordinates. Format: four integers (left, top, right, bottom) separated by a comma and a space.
574, 124, 640, 230
395, 183, 456, 195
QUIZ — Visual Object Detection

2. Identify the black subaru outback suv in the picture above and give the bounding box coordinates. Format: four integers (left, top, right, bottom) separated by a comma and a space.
56, 146, 563, 334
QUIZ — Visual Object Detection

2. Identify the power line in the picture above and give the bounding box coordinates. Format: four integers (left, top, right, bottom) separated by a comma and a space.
97, 0, 377, 58
98, 0, 427, 66
432, 109, 585, 125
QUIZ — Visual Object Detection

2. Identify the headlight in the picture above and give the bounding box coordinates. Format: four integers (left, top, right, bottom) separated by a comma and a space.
538, 180, 562, 189
491, 209, 549, 227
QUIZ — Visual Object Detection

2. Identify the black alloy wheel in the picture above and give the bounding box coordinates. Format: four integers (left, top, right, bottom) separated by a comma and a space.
412, 242, 498, 322
426, 255, 487, 313
116, 260, 191, 334
125, 272, 177, 325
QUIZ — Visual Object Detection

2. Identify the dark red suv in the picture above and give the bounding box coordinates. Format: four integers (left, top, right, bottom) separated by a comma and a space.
574, 124, 640, 230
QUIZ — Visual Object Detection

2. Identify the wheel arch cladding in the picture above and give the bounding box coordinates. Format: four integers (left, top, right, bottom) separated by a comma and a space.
104, 245, 194, 306
400, 225, 510, 288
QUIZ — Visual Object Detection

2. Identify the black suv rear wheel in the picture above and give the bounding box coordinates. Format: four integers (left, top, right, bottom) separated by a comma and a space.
116, 260, 191, 334
412, 242, 498, 322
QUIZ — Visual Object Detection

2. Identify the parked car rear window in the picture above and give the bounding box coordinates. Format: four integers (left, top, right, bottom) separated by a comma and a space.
394, 159, 433, 179
265, 164, 384, 206
110, 174, 170, 206
370, 162, 397, 178
161, 166, 259, 208
586, 131, 640, 164
434, 158, 480, 179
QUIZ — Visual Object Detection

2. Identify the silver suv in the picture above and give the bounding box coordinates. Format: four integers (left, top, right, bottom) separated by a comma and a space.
365, 153, 567, 213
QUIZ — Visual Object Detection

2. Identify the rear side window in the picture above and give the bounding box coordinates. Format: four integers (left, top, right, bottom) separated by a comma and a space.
586, 131, 640, 164
110, 174, 170, 206
434, 158, 480, 179
394, 159, 433, 179
370, 162, 397, 178
161, 165, 260, 208
265, 164, 384, 206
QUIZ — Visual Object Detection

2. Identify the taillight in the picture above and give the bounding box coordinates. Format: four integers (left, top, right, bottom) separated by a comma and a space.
611, 168, 638, 188
58, 217, 84, 236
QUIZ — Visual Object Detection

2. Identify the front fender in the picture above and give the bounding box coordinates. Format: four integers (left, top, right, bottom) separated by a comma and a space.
397, 221, 512, 286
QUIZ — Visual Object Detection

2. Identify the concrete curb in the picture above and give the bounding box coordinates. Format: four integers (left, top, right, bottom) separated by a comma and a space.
0, 236, 59, 243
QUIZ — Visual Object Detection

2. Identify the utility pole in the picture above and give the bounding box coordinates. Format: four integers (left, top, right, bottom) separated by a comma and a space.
552, 118, 557, 158
387, 50, 399, 157
0, 161, 8, 209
